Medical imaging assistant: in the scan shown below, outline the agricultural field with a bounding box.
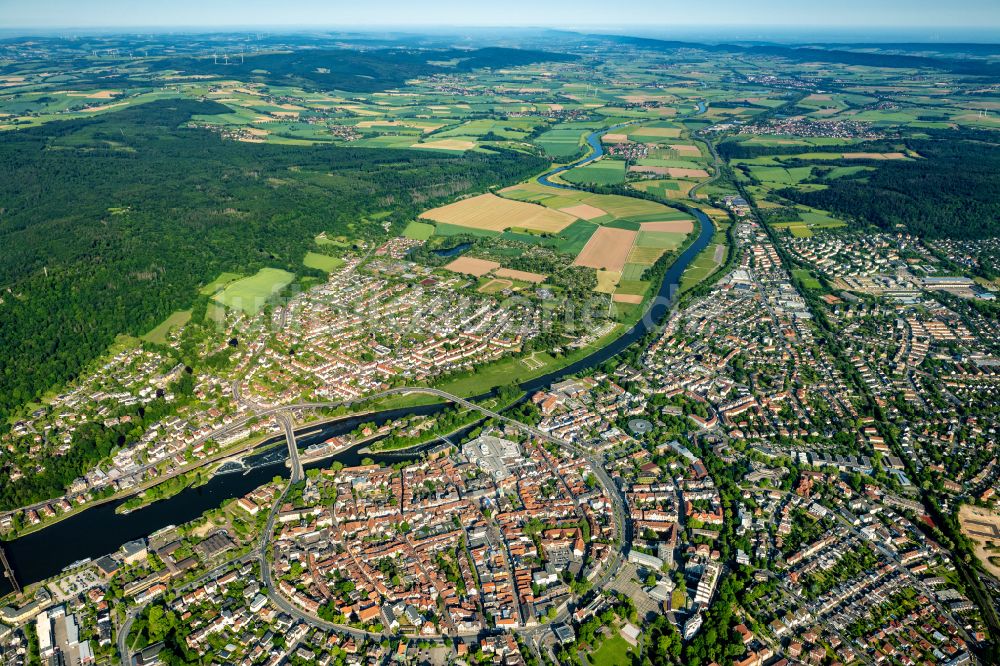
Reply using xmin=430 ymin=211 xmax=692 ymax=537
xmin=563 ymin=159 xmax=626 ymax=185
xmin=419 ymin=194 xmax=576 ymax=233
xmin=630 ymin=178 xmax=696 ymax=200
xmin=573 ymin=227 xmax=637 ymax=272
xmin=442 ymin=256 xmax=502 ymax=277
xmin=536 ymin=124 xmax=592 ymax=157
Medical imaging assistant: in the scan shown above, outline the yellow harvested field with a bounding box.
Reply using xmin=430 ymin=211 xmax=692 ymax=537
xmin=596 ymin=270 xmax=621 ymax=294
xmin=495 ymin=268 xmax=547 ymax=284
xmin=668 ymin=144 xmax=702 ymax=155
xmin=613 ymin=293 xmax=644 ymax=304
xmin=420 ymin=194 xmax=576 ymax=233
xmin=621 ymin=94 xmax=674 ymax=104
xmin=66 ymin=89 xmax=119 ymax=99
xmin=696 ymin=205 xmax=730 ymax=220
xmin=573 ymin=227 xmax=637 ymax=272
xmin=602 ymin=133 xmax=630 ymax=143
xmin=411 ymin=139 xmax=476 ymax=151
xmin=357 ymin=120 xmax=444 ymax=133
xmin=842 ymin=152 xmax=908 ymax=160
xmin=559 ymin=203 xmax=607 ymax=220
xmin=627 ymin=246 xmax=666 ymax=264
xmin=443 ymin=257 xmax=501 ymax=277
xmin=640 ymin=220 xmax=694 ymax=233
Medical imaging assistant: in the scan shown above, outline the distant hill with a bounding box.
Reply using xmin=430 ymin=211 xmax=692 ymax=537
xmin=145 ymin=47 xmax=577 ymax=92
xmin=589 ymin=33 xmax=1000 ymax=78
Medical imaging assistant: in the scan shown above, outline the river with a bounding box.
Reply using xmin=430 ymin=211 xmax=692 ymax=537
xmin=0 ymin=123 xmax=716 ymax=597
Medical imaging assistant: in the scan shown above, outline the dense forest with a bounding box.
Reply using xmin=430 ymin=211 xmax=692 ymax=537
xmin=776 ymin=135 xmax=1000 ymax=239
xmin=144 ymin=47 xmax=576 ymax=92
xmin=0 ymin=99 xmax=547 ymax=422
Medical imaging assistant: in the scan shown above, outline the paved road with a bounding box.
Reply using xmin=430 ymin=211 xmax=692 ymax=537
xmin=277 ymin=414 xmax=303 ymax=483
xmin=117 ymin=609 xmax=138 ymax=666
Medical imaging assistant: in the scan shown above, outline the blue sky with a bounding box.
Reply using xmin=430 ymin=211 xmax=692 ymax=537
xmin=2 ymin=0 xmax=998 ymax=30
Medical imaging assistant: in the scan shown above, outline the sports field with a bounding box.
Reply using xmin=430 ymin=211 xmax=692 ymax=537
xmin=573 ymin=227 xmax=637 ymax=272
xmin=212 ymin=268 xmax=295 ymax=314
xmin=420 ymin=194 xmax=576 ymax=233
xmin=478 ymin=278 xmax=513 ymax=293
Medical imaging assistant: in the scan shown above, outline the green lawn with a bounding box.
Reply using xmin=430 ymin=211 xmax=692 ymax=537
xmin=793 ymin=268 xmax=822 ymax=290
xmin=303 ymin=252 xmax=345 ymax=273
xmin=212 ymin=268 xmax=295 ymax=314
xmin=142 ymin=310 xmax=191 ymax=344
xmin=589 ymin=634 xmax=635 ymax=666
xmin=199 ymin=272 xmax=242 ymax=296
xmin=402 ymin=221 xmax=435 ymax=240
